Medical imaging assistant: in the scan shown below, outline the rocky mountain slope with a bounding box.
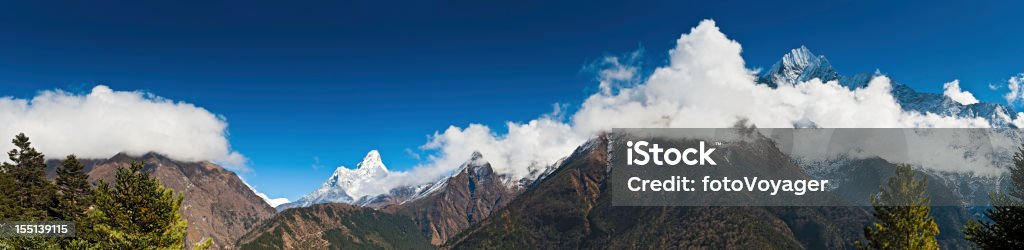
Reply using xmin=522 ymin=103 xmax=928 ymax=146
xmin=445 ymin=129 xmax=983 ymax=248
xmin=237 ymin=203 xmax=430 ymax=249
xmin=48 ymin=152 xmax=276 ymax=249
xmin=256 ymin=151 xmax=523 ymax=247
xmin=385 ymin=152 xmax=518 ymax=245
xmin=446 ymin=135 xmax=874 ymax=249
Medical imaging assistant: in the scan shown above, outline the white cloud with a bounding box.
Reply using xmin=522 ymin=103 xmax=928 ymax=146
xmin=241 ymin=178 xmax=290 ymax=207
xmin=1005 ymin=74 xmax=1024 ymax=105
xmin=595 ymin=51 xmax=642 ymax=95
xmin=355 ymin=118 xmax=586 ymax=197
xmin=572 ymin=20 xmax=988 ymax=131
xmin=942 ymin=80 xmax=980 ymax=105
xmin=419 ymin=118 xmax=583 ymax=180
xmin=0 ymin=85 xmax=249 ymax=171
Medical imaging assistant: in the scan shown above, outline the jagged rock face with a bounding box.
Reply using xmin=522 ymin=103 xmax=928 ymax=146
xmin=760 ymin=46 xmax=840 ymax=87
xmin=82 ymin=153 xmax=276 ymax=249
xmin=236 ymin=203 xmax=430 ymax=249
xmin=388 ymin=152 xmax=518 ymax=245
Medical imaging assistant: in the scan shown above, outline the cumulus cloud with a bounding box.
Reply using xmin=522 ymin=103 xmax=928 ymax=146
xmin=0 ymin=85 xmax=248 ymax=171
xmin=783 ymin=128 xmax=1011 ymax=177
xmin=942 ymin=80 xmax=979 ymax=105
xmin=592 ymin=50 xmax=643 ymax=95
xmin=572 ymin=20 xmax=987 ymax=131
xmin=1004 ymin=74 xmax=1024 ymax=105
xmin=352 ymin=118 xmax=586 ymax=197
xmin=339 ymin=19 xmax=997 ymax=199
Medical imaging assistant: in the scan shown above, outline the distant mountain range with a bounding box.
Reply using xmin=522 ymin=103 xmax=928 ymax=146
xmin=278 ymin=148 xmax=554 ymax=213
xmin=759 ymin=46 xmax=1018 ymax=127
xmin=270 ymin=150 xmax=526 ymax=246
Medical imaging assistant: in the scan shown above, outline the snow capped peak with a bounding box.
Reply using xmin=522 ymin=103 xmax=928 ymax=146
xmin=364 ymin=149 xmax=381 ymax=161
xmin=762 ymin=46 xmax=839 ymax=86
xmin=329 ymin=165 xmax=348 ymax=176
xmin=782 ymin=45 xmax=815 ymax=67
xmin=278 ymin=150 xmax=392 ymax=210
xmin=784 ymin=46 xmax=814 ymax=66
xmin=356 ymin=150 xmax=388 ymax=172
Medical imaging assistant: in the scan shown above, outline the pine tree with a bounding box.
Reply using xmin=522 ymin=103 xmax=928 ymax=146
xmin=55 ymin=154 xmax=93 ymax=221
xmin=0 ymin=171 xmax=20 ymax=219
xmin=0 ymin=134 xmax=61 ymax=249
xmin=964 ymin=146 xmax=1024 ymax=248
xmin=77 ymin=160 xmax=187 ymax=249
xmin=856 ymin=164 xmax=940 ymax=250
xmin=1 ymin=133 xmax=57 ymax=220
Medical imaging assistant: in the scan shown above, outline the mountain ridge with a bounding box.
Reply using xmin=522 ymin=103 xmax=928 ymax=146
xmin=46 ymin=151 xmax=276 ymax=249
xmin=237 ymin=203 xmax=430 ymax=249
xmin=447 ymin=134 xmax=875 ymax=248
xmin=385 ymin=151 xmax=519 ymax=245
xmin=758 ymin=46 xmax=1018 ymax=127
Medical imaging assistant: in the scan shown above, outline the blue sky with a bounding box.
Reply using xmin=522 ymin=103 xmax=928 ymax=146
xmin=1 ymin=0 xmax=1022 ymax=200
